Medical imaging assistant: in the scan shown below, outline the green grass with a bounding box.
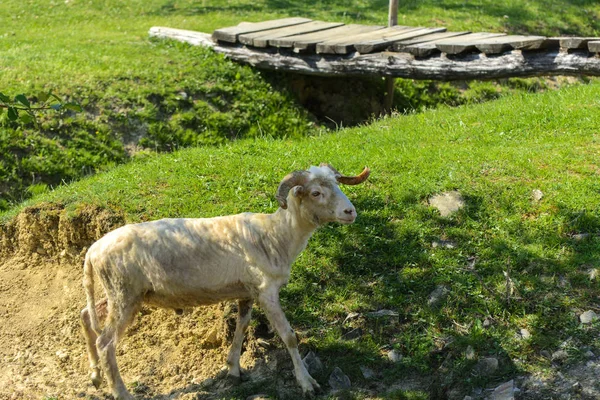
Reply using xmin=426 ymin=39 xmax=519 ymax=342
xmin=2 ymin=0 xmax=599 ymax=208
xmin=5 ymin=81 xmax=600 ymax=395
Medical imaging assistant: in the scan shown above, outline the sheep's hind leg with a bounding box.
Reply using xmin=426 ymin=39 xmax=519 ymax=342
xmin=225 ymin=299 xmax=253 ymax=383
xmin=96 ymin=298 xmax=140 ymax=400
xmin=80 ymin=298 xmax=108 ymax=389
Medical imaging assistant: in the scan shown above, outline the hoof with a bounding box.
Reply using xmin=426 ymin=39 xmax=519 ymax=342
xmin=90 ymin=370 xmax=102 ymax=389
xmin=226 ymin=373 xmax=242 ymax=385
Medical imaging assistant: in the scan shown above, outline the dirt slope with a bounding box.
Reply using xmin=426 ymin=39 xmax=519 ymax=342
xmin=0 ymin=204 xmax=263 ymax=400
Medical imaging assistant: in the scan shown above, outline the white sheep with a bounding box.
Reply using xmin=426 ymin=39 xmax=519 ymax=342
xmin=80 ymin=163 xmax=370 ymax=399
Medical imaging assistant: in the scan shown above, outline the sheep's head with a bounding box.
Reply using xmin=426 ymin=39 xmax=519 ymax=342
xmin=276 ymin=164 xmax=370 ymax=225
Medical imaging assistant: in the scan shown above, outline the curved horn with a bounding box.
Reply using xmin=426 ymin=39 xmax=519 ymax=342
xmin=321 ymin=164 xmax=370 ymax=185
xmin=275 ymin=170 xmax=310 ymax=209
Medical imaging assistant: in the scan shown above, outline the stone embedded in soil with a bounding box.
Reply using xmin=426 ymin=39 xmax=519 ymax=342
xmin=491 ymin=380 xmax=515 ymax=400
xmin=519 ymin=328 xmax=532 ymax=340
xmin=428 ymin=285 xmax=450 ymax=307
xmin=580 ymin=310 xmax=598 ymax=324
xmin=571 ymin=233 xmax=590 ymax=241
xmin=465 ymin=345 xmax=476 ymax=360
xmin=388 ymin=350 xmax=403 ymax=363
xmin=552 ymin=350 xmax=569 ymax=362
xmin=246 ymin=395 xmax=270 ymax=400
xmin=432 ymin=239 xmax=457 ymax=249
xmin=342 ymin=327 xmax=363 ymax=341
xmin=55 ymin=349 xmax=69 ymax=362
xmin=585 ymin=350 xmax=596 ymax=359
xmin=329 ymin=367 xmax=351 ymax=391
xmin=540 ymin=350 xmax=552 ymax=359
xmin=366 ymin=309 xmax=399 ymax=318
xmin=474 ymin=357 xmax=499 ymax=376
xmin=343 ymin=312 xmax=361 ymax=324
xmin=428 ymin=191 xmax=465 ymax=217
xmin=360 ymin=365 xmax=375 ymax=379
xmin=303 ymin=351 xmax=324 ymax=376
xmin=256 ymin=338 xmax=272 ymax=349
xmin=532 ymin=189 xmax=544 ymax=202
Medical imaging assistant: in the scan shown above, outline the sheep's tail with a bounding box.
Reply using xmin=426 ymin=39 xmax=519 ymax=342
xmin=83 ymin=254 xmax=101 ymax=335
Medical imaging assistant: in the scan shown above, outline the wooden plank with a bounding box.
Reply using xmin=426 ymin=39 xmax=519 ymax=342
xmin=238 ymin=21 xmax=344 ymax=47
xmin=269 ymin=24 xmax=373 ymax=48
xmin=315 ymin=25 xmax=421 ymax=54
xmin=552 ymin=37 xmax=600 ymax=50
xmin=354 ymin=27 xmax=448 ymax=54
xmin=274 ymin=24 xmax=386 ymax=52
xmin=405 ymin=32 xmax=503 ymax=57
xmin=212 ymin=17 xmax=312 ymax=43
xmin=393 ymin=31 xmax=470 ymax=51
xmin=473 ymin=35 xmax=547 ymax=54
xmin=150 ymin=26 xmax=600 ymax=80
xmin=589 ymin=41 xmax=600 ymax=53
xmin=435 ymin=32 xmax=507 ymax=54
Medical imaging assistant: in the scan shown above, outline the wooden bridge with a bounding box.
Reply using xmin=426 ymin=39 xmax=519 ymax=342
xmin=149 ymin=17 xmax=600 ymax=81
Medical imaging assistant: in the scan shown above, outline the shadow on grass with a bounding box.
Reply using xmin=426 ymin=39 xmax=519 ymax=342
xmin=282 ymin=192 xmax=600 ymax=397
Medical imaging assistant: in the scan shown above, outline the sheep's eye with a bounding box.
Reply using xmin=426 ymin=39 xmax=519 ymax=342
xmin=311 ymin=191 xmax=321 ymax=197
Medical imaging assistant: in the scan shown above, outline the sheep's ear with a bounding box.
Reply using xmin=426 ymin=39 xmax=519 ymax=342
xmin=292 ymin=185 xmax=305 ymax=198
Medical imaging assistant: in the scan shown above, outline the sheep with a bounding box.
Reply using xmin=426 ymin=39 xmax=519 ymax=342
xmin=80 ymin=163 xmax=370 ymax=400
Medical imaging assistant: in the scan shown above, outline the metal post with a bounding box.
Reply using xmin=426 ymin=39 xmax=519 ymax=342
xmin=384 ymin=0 xmax=399 ymax=114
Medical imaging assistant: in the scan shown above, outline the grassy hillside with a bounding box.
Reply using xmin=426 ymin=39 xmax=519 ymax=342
xmin=4 ymin=81 xmax=600 ymax=397
xmin=2 ymin=0 xmax=599 ymax=209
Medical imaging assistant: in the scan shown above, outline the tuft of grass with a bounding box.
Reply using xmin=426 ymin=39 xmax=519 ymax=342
xmin=5 ymin=81 xmax=600 ymax=393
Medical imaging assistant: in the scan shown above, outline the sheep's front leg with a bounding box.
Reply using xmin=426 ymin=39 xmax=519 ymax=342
xmin=226 ymin=299 xmax=253 ymax=382
xmin=258 ymin=287 xmax=320 ymax=397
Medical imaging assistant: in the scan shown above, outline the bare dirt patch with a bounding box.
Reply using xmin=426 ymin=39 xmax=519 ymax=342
xmin=0 ymin=204 xmax=272 ymax=400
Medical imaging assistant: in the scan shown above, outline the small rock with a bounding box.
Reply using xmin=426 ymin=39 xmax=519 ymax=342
xmin=366 ymin=309 xmax=399 ymax=318
xmin=200 ymin=328 xmax=221 ymax=348
xmin=540 ymin=350 xmax=552 ymax=359
xmin=55 ymin=349 xmax=69 ymax=361
xmin=256 ymin=338 xmax=272 ymax=349
xmin=491 ymin=380 xmax=515 ymax=400
xmin=519 ymin=329 xmax=532 ymax=340
xmin=428 ymin=191 xmax=465 ymax=217
xmin=342 ymin=327 xmax=362 ymax=341
xmin=246 ymin=395 xmax=270 ymax=400
xmin=465 ymin=345 xmax=476 ymax=360
xmin=572 ymin=233 xmax=590 ymax=241
xmin=428 ymin=285 xmax=450 ymax=307
xmin=303 ymin=351 xmax=324 ymax=376
xmin=483 ymin=318 xmax=492 ymax=328
xmin=342 ymin=312 xmax=361 ymax=324
xmin=474 ymin=357 xmax=498 ymax=376
xmin=558 ymin=275 xmax=570 ymax=288
xmin=584 ymin=350 xmax=596 ymax=359
xmin=359 ymin=365 xmax=375 ymax=379
xmin=329 ymin=367 xmax=351 ymax=391
xmin=552 ymin=350 xmax=569 ymax=362
xmin=532 ymin=189 xmax=544 ymax=202
xmin=463 ymin=396 xmax=473 ymax=400
xmin=177 ymin=91 xmax=189 ymax=100
xmin=387 ymin=349 xmax=403 ymax=363
xmin=36 ymin=247 xmax=47 ymax=255
xmin=200 ymin=378 xmax=215 ymax=387
xmin=432 ymin=240 xmax=457 ymax=249
xmin=580 ymin=310 xmax=598 ymax=324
